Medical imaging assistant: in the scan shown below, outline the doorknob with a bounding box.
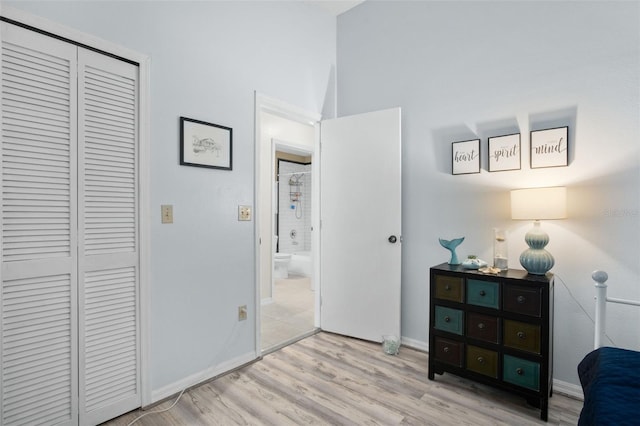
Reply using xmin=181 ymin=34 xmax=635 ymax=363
xmin=388 ymin=235 xmax=397 ymax=243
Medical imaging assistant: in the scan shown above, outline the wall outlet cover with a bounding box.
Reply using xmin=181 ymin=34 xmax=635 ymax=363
xmin=238 ymin=205 xmax=252 ymax=221
xmin=161 ymin=205 xmax=173 ymax=224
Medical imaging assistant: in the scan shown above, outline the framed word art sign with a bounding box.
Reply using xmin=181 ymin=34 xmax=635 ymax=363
xmin=452 ymin=139 xmax=480 ymax=175
xmin=488 ymin=133 xmax=521 ymax=172
xmin=530 ymin=126 xmax=568 ymax=169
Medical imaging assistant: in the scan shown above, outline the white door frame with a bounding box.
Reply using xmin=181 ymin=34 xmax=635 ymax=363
xmin=0 ymin=5 xmax=152 ymax=408
xmin=254 ymin=93 xmax=321 ymax=355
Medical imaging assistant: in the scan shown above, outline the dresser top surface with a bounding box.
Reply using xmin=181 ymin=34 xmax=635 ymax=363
xmin=431 ymin=263 xmax=553 ymax=283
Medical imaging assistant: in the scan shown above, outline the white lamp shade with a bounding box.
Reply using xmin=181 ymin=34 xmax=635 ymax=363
xmin=511 ymin=187 xmax=567 ymax=220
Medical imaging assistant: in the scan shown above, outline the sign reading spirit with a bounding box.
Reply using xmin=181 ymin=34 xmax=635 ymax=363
xmin=488 ymin=133 xmax=521 ymax=172
xmin=530 ymin=126 xmax=568 ymax=168
xmin=452 ymin=139 xmax=480 ymax=175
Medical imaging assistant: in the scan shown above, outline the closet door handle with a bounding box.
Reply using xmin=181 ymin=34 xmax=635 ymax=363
xmin=388 ymin=235 xmax=397 ymax=244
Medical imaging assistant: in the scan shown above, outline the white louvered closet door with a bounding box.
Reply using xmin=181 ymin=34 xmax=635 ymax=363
xmin=77 ymin=49 xmax=140 ymax=425
xmin=1 ymin=22 xmax=141 ymax=426
xmin=1 ymin=23 xmax=79 ymax=426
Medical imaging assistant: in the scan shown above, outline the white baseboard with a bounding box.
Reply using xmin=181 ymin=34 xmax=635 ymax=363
xmin=401 ymin=336 xmax=428 ymax=352
xmin=552 ymin=378 xmax=584 ymax=400
xmin=150 ymin=351 xmax=257 ymax=405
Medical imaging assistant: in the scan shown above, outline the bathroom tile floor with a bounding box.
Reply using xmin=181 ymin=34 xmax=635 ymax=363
xmin=261 ymin=276 xmax=315 ymax=351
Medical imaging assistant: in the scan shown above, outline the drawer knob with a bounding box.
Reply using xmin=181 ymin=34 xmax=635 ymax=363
xmin=517 ymin=295 xmax=526 ymax=304
xmin=516 ymin=367 xmax=524 ymax=375
xmin=443 ymin=346 xmax=450 ymax=353
xmin=517 ymin=331 xmax=526 ymax=339
xmin=444 ymin=316 xmax=451 ymax=323
xmin=479 ymin=290 xmax=486 ymax=296
xmin=477 ymin=322 xmax=485 ymax=330
xmin=445 ymin=284 xmax=451 ymax=291
xmin=477 ymin=356 xmax=485 ymax=364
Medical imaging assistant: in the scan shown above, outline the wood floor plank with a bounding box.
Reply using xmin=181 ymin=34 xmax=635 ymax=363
xmin=101 ymin=332 xmax=582 ymax=425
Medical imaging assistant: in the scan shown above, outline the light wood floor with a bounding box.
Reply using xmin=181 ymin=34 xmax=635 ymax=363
xmin=103 ymin=332 xmax=582 ymax=425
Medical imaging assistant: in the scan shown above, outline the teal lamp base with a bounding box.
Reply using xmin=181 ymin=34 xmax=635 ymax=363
xmin=519 ymin=221 xmax=555 ymax=275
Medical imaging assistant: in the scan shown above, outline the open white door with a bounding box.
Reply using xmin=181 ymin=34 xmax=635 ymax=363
xmin=320 ymin=108 xmax=401 ymax=342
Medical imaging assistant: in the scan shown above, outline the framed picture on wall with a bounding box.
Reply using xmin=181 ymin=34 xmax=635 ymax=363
xmin=180 ymin=116 xmax=233 ymax=170
xmin=488 ymin=133 xmax=521 ymax=172
xmin=452 ymin=139 xmax=480 ymax=175
xmin=530 ymin=126 xmax=568 ymax=169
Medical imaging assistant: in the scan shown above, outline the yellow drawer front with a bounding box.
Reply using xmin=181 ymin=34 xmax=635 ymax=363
xmin=466 ymin=345 xmax=498 ymax=378
xmin=503 ymin=320 xmax=541 ymax=354
xmin=434 ymin=275 xmax=464 ymax=302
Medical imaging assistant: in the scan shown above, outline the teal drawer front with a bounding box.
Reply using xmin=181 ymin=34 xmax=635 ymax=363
xmin=434 ymin=306 xmax=464 ymax=335
xmin=503 ymin=355 xmax=540 ymax=391
xmin=467 ymin=279 xmax=499 ymax=309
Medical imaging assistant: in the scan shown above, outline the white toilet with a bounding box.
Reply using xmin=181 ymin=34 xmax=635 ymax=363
xmin=273 ymin=236 xmax=292 ymax=279
xmin=274 ymin=252 xmax=292 ymax=279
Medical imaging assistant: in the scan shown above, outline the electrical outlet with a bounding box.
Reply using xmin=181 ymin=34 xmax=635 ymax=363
xmin=238 ymin=205 xmax=251 ymax=221
xmin=238 ymin=305 xmax=247 ymax=321
xmin=161 ymin=205 xmax=173 ymax=224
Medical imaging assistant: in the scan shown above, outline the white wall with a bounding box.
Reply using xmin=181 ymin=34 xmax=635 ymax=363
xmin=337 ymin=0 xmax=640 ymax=387
xmin=4 ymin=0 xmax=336 ymax=399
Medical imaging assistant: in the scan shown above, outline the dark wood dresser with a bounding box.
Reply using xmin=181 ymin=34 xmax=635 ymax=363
xmin=428 ymin=263 xmax=554 ymax=421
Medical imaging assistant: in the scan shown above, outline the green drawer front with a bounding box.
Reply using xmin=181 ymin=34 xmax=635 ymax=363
xmin=503 ymin=355 xmax=540 ymax=391
xmin=503 ymin=320 xmax=541 ymax=354
xmin=434 ymin=275 xmax=464 ymax=302
xmin=466 ymin=345 xmax=498 ymax=378
xmin=434 ymin=306 xmax=464 ymax=335
xmin=467 ymin=279 xmax=499 ymax=309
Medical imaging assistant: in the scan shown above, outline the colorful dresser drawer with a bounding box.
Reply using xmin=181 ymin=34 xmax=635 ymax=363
xmin=434 ymin=337 xmax=463 ymax=367
xmin=466 ymin=345 xmax=498 ymax=378
xmin=466 ymin=279 xmax=499 ymax=309
xmin=434 ymin=306 xmax=464 ymax=335
xmin=503 ymin=285 xmax=542 ymax=317
xmin=504 ymin=320 xmax=541 ymax=354
xmin=503 ymin=355 xmax=540 ymax=391
xmin=434 ymin=275 xmax=464 ymax=302
xmin=467 ymin=312 xmax=499 ymax=343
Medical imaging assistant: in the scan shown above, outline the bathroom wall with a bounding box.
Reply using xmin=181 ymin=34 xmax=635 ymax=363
xmin=278 ymin=160 xmax=312 ymax=253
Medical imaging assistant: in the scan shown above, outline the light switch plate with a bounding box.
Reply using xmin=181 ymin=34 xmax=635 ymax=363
xmin=238 ymin=205 xmax=252 ymax=221
xmin=161 ymin=205 xmax=173 ymax=224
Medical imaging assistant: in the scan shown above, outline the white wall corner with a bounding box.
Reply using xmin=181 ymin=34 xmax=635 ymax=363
xmin=401 ymin=336 xmax=429 ymax=352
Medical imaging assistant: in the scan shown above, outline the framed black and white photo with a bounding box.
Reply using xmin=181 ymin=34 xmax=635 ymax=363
xmin=452 ymin=139 xmax=480 ymax=175
xmin=488 ymin=133 xmax=521 ymax=172
xmin=180 ymin=117 xmax=232 ymax=170
xmin=530 ymin=126 xmax=568 ymax=169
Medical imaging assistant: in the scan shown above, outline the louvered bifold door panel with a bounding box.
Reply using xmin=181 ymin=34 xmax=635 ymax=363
xmin=1 ymin=23 xmax=78 ymax=426
xmin=77 ymin=48 xmax=140 ymax=426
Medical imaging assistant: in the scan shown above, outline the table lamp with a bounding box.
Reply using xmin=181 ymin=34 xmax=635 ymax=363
xmin=511 ymin=187 xmax=567 ymax=275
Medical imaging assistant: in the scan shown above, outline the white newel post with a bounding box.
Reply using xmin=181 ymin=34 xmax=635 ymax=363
xmin=592 ymin=270 xmax=609 ymax=349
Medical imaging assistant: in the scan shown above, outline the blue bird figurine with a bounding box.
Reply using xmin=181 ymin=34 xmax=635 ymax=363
xmin=439 ymin=237 xmax=465 ymax=265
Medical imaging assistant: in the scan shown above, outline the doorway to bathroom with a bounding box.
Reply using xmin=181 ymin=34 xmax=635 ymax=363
xmin=262 ymin=150 xmax=316 ymax=351
xmin=255 ymin=95 xmax=321 ymax=354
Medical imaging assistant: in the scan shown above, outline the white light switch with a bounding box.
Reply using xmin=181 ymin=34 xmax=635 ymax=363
xmin=161 ymin=205 xmax=173 ymax=224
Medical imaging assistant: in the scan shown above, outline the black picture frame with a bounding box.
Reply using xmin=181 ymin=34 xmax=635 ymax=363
xmin=530 ymin=126 xmax=568 ymax=169
xmin=180 ymin=116 xmax=233 ymax=170
xmin=488 ymin=133 xmax=521 ymax=172
xmin=452 ymin=139 xmax=480 ymax=175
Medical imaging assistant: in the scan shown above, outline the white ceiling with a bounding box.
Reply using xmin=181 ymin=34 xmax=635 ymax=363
xmin=305 ymin=0 xmax=364 ymax=16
